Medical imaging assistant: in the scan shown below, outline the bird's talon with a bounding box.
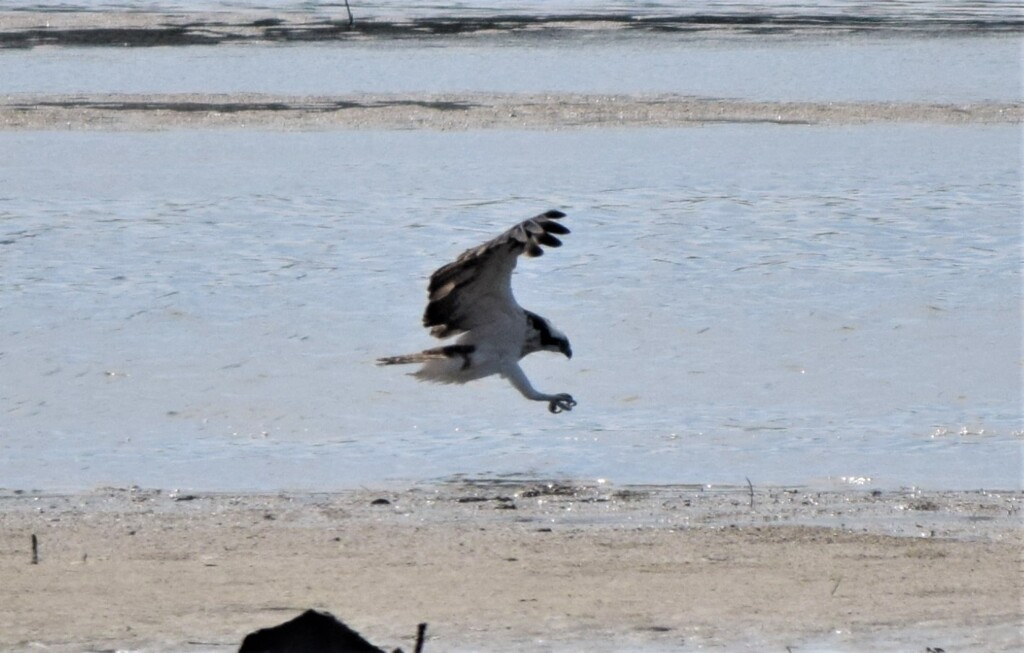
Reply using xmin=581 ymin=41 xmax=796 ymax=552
xmin=548 ymin=395 xmax=576 ymax=414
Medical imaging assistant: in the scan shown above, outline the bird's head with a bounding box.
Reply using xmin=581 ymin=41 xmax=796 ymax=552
xmin=525 ymin=311 xmax=572 ymax=360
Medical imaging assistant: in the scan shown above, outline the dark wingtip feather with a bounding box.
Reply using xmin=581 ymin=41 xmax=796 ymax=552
xmin=526 ymin=243 xmax=544 ymax=257
xmin=536 ymin=233 xmax=562 ymax=248
xmin=543 ymin=209 xmax=567 ymax=219
xmin=543 ymin=221 xmax=570 ymax=235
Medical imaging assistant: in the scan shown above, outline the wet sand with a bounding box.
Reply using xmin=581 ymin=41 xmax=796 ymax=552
xmin=3 ymin=9 xmax=1018 ymax=48
xmin=1 ymin=483 xmax=1020 ymax=652
xmin=2 ymin=92 xmax=1021 ymax=130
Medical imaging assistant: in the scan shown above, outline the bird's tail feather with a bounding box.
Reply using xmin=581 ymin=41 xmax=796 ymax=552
xmin=376 ymin=352 xmax=441 ymax=366
xmin=376 ymin=345 xmax=475 ymax=366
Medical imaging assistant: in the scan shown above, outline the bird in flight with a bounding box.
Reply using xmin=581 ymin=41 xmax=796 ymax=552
xmin=377 ymin=210 xmax=576 ymax=413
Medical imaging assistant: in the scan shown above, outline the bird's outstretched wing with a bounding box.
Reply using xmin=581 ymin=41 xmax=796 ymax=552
xmin=423 ymin=210 xmax=569 ymax=339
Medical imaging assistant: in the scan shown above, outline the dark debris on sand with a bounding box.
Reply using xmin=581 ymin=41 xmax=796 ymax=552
xmin=239 ymin=609 xmax=427 ymax=653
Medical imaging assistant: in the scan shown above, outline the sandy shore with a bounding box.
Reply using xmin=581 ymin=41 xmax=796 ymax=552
xmin=2 ymin=92 xmax=1021 ymax=131
xmin=1 ymin=483 xmax=1020 ymax=652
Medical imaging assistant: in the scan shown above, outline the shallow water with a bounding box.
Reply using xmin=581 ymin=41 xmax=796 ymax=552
xmin=4 ymin=0 xmax=1021 ymax=102
xmin=4 ymin=34 xmax=1020 ymax=103
xmin=1 ymin=125 xmax=1019 ymax=492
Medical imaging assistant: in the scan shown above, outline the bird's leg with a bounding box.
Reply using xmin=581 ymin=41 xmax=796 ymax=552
xmin=503 ymin=363 xmax=576 ymax=413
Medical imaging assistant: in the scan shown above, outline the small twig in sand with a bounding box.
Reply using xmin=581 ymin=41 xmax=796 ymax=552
xmin=746 ymin=477 xmax=755 ymax=510
xmin=414 ymin=622 xmax=428 ymax=653
xmin=831 ymin=576 xmax=842 ymax=596
xmin=31 ymin=534 xmax=38 ymax=564
xmin=344 ymin=0 xmax=354 ymax=28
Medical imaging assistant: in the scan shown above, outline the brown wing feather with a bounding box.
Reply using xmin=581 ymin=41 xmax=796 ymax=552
xmin=423 ymin=210 xmax=569 ymax=339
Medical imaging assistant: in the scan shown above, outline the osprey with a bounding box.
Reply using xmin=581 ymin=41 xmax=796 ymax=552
xmin=377 ymin=210 xmax=576 ymax=413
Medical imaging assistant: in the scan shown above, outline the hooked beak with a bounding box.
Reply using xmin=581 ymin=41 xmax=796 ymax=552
xmin=562 ymin=343 xmax=573 ymax=360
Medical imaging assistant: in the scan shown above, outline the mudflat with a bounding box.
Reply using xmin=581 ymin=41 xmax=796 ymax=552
xmin=1 ymin=483 xmax=1020 ymax=652
xmin=2 ymin=92 xmax=1021 ymax=131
